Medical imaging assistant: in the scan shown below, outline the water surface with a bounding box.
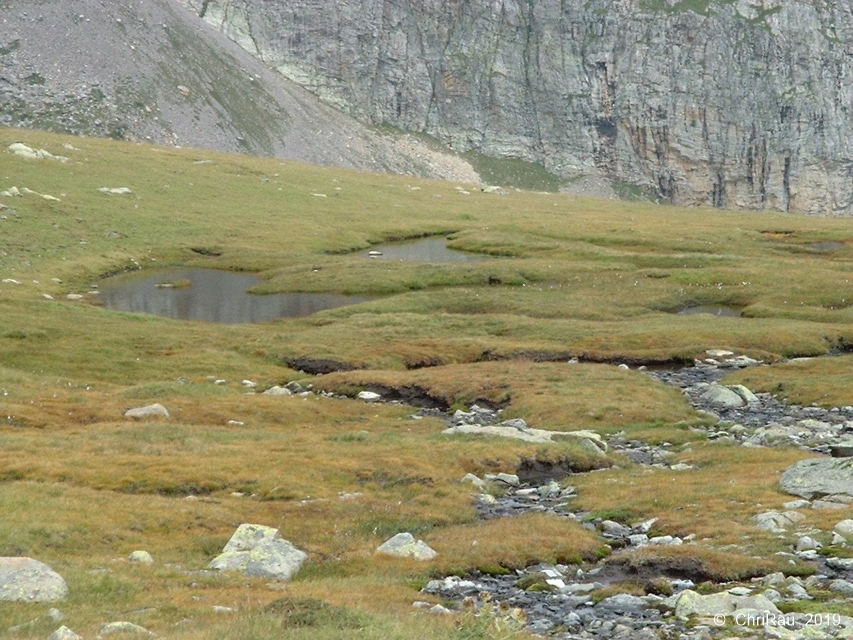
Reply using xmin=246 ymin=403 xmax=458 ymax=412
xmin=99 ymin=269 xmax=370 ymax=324
xmin=361 ymin=237 xmax=486 ymax=262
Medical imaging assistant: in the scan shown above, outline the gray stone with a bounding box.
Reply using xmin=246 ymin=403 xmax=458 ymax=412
xmin=48 ymin=627 xmax=81 ymax=640
xmin=829 ymin=579 xmax=853 ymax=596
xmin=783 ymin=500 xmax=811 ymax=510
xmin=826 ymin=557 xmax=853 ymax=571
xmin=600 ymin=520 xmax=632 ymax=538
xmin=99 ymin=621 xmax=154 ymax=635
xmin=443 ymin=424 xmax=606 ymax=450
xmin=357 ymin=391 xmax=381 ymax=402
xmin=209 ymin=523 xmax=307 ymax=581
xmin=484 ymin=473 xmax=519 ymax=487
xmin=263 ymin=385 xmax=292 ymax=395
xmin=128 ymin=550 xmax=154 ymax=564
xmin=674 ymin=589 xmax=781 ymax=619
xmin=780 ymin=458 xmax=853 ymax=499
xmin=834 ymin=519 xmax=853 ymax=539
xmin=752 ymin=510 xmax=806 ymax=532
xmin=499 ymin=418 xmax=528 ymax=431
xmin=124 ymin=403 xmax=169 ymax=419
xmin=47 ymin=608 xmax=65 ymax=622
xmin=460 ymin=473 xmax=486 ymax=489
xmin=787 ymin=583 xmax=811 ymax=599
xmin=98 ymin=187 xmax=133 ymax=195
xmin=795 ymin=536 xmax=820 ymax=552
xmin=375 ymin=533 xmax=437 ymax=561
xmin=0 ymin=557 xmax=67 ymax=602
xmin=729 ymin=385 xmax=759 ymax=404
xmin=595 ymin=593 xmax=648 ymax=612
xmin=698 ymin=385 xmax=745 ymax=408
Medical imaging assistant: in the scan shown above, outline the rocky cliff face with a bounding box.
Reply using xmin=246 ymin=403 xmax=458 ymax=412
xmin=185 ymin=0 xmax=853 ymax=215
xmin=0 ymin=0 xmax=477 ymax=182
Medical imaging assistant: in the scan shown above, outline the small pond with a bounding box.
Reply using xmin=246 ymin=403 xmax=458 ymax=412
xmin=808 ymin=241 xmax=846 ymax=251
xmin=99 ymin=269 xmax=370 ymax=324
xmin=676 ymin=305 xmax=742 ymax=318
xmin=361 ymin=237 xmax=486 ymax=262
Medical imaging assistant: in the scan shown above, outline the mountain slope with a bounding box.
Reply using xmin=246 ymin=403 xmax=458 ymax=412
xmin=182 ymin=0 xmax=853 ymax=215
xmin=0 ymin=0 xmax=477 ymax=182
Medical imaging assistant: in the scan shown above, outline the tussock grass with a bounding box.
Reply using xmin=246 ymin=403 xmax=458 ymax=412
xmin=2 ymin=126 xmax=853 ymax=634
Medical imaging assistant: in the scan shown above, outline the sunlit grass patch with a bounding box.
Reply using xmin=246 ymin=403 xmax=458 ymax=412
xmin=427 ymin=513 xmax=607 ymax=574
xmin=572 ymin=443 xmax=816 ymax=547
xmin=724 ymin=355 xmax=853 ymax=407
xmin=314 ymin=361 xmax=704 ymax=434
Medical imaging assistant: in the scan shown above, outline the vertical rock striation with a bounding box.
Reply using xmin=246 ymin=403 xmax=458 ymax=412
xmin=185 ymin=0 xmax=853 ymax=215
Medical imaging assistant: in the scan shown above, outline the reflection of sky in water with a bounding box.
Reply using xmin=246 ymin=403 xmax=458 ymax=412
xmin=99 ymin=269 xmax=370 ymax=324
xmin=361 ymin=237 xmax=485 ymax=262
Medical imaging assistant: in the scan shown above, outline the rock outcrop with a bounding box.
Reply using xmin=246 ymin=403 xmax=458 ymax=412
xmin=0 ymin=0 xmax=477 ymax=182
xmin=185 ymin=0 xmax=853 ymax=215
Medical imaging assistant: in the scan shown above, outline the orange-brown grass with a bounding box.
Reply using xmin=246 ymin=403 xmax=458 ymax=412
xmin=314 ymin=361 xmax=706 ymax=435
xmin=572 ymin=442 xmax=821 ymax=549
xmin=724 ymin=355 xmax=853 ymax=408
xmin=425 ymin=513 xmax=607 ymax=574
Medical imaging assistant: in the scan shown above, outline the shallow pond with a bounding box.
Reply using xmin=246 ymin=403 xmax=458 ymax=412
xmin=676 ymin=305 xmax=742 ymax=318
xmin=99 ymin=269 xmax=370 ymax=324
xmin=361 ymin=237 xmax=486 ymax=262
xmin=808 ymin=241 xmax=845 ymax=251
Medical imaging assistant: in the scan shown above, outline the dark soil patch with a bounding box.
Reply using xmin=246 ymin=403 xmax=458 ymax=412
xmin=283 ymin=357 xmax=361 ymax=375
xmin=515 ymin=456 xmax=609 ymax=484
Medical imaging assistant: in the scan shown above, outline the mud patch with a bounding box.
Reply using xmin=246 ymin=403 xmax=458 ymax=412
xmin=283 ymin=357 xmax=361 ymax=375
xmin=515 ymin=456 xmax=608 ymax=484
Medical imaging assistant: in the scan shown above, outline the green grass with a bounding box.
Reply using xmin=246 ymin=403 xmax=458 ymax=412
xmin=2 ymin=126 xmax=853 ymax=634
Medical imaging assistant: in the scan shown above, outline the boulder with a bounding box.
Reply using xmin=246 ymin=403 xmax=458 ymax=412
xmin=262 ymin=385 xmax=292 ymax=396
xmin=674 ymin=589 xmax=781 ymax=619
xmin=124 ymin=403 xmax=169 ymax=419
xmin=48 ymin=627 xmax=81 ymax=640
xmin=834 ymin=519 xmax=853 ymax=539
xmin=375 ymin=533 xmax=437 ymax=561
xmin=357 ymin=391 xmax=381 ymax=402
xmin=699 ymin=385 xmax=745 ymax=408
xmin=0 ymin=557 xmax=67 ymax=602
xmin=780 ymin=458 xmax=853 ymax=499
xmin=128 ymin=550 xmax=154 ymax=564
xmin=752 ymin=510 xmax=806 ymax=533
xmin=209 ymin=524 xmax=307 ymax=581
xmin=99 ymin=621 xmax=154 ymax=636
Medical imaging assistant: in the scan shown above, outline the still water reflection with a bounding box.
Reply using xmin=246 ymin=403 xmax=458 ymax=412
xmin=99 ymin=269 xmax=370 ymax=324
xmin=361 ymin=237 xmax=486 ymax=262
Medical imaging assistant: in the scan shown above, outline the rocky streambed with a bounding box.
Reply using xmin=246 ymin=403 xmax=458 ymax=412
xmin=412 ymin=351 xmax=853 ymax=639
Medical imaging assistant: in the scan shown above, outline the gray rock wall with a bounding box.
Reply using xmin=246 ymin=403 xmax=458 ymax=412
xmin=185 ymin=0 xmax=853 ymax=215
